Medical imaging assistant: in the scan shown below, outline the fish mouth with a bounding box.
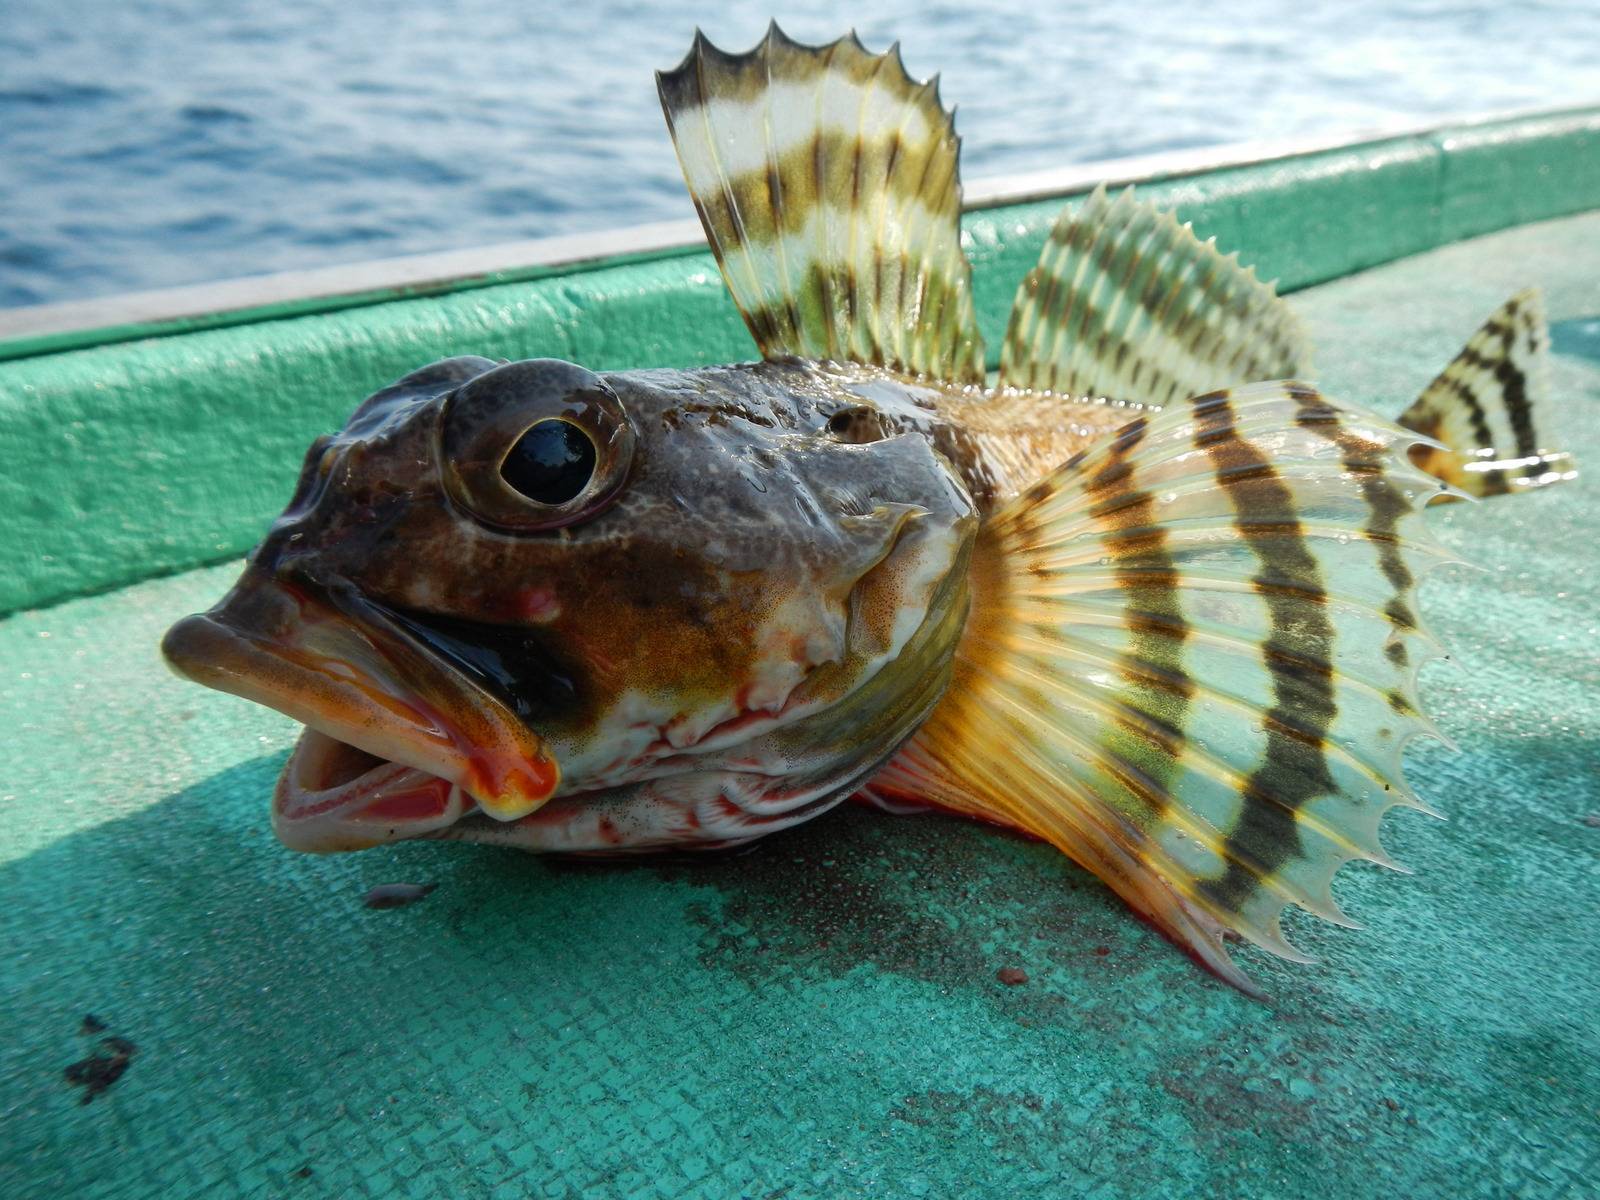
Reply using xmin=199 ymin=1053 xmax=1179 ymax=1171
xmin=161 ymin=570 xmax=560 ymax=852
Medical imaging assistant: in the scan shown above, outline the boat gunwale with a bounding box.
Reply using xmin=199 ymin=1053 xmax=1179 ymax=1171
xmin=2 ymin=101 xmax=1596 ymax=362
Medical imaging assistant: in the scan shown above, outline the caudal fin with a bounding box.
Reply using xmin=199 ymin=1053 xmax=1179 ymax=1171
xmin=872 ymin=382 xmax=1454 ymax=994
xmin=1400 ymin=288 xmax=1577 ymax=497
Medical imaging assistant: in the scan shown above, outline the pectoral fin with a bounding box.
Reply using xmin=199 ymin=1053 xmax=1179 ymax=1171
xmin=873 ymin=382 xmax=1455 ymax=992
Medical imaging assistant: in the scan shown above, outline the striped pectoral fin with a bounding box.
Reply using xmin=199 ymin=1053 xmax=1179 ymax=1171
xmin=874 ymin=381 xmax=1456 ymax=992
xmin=656 ymin=24 xmax=985 ymax=384
xmin=997 ymin=185 xmax=1314 ymax=406
xmin=1401 ymin=287 xmax=1577 ymax=497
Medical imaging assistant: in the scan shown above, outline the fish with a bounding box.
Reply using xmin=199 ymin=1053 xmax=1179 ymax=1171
xmin=161 ymin=25 xmax=1576 ymax=992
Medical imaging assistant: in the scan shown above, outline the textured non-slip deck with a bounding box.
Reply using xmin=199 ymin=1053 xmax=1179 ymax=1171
xmin=3 ymin=213 xmax=1598 ymax=1199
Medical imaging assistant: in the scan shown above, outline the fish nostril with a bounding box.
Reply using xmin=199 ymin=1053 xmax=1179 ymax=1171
xmin=827 ymin=406 xmax=889 ymax=445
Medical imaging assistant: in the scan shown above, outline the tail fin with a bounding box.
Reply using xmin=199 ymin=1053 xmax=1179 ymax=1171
xmin=872 ymin=382 xmax=1453 ymax=994
xmin=1400 ymin=288 xmax=1577 ymax=496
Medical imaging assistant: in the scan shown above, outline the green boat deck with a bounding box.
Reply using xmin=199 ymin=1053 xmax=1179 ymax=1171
xmin=3 ymin=124 xmax=1599 ymax=1197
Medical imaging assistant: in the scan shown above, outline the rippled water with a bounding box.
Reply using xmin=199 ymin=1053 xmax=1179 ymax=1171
xmin=4 ymin=0 xmax=1597 ymax=309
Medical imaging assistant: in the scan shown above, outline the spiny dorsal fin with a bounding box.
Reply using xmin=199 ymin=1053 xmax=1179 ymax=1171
xmin=998 ymin=185 xmax=1313 ymax=404
xmin=657 ymin=24 xmax=985 ymax=383
xmin=1400 ymin=287 xmax=1576 ymax=496
xmin=872 ymin=382 xmax=1456 ymax=993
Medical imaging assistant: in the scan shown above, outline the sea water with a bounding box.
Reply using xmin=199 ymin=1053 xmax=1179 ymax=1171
xmin=3 ymin=0 xmax=1597 ymax=309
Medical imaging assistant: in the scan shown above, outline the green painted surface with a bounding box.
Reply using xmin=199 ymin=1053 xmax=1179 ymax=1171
xmin=0 ymin=241 xmax=709 ymax=367
xmin=1 ymin=109 xmax=1597 ymax=616
xmin=3 ymin=212 xmax=1598 ymax=1200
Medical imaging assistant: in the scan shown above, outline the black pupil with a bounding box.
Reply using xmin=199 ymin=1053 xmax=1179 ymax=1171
xmin=501 ymin=419 xmax=596 ymax=505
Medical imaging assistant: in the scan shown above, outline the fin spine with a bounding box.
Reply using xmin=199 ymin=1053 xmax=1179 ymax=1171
xmin=999 ymin=187 xmax=1313 ymax=405
xmin=658 ymin=25 xmax=984 ymax=382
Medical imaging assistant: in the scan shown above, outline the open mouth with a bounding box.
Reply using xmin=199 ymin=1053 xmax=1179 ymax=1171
xmin=161 ymin=570 xmax=559 ymax=852
xmin=272 ymin=728 xmax=474 ymax=851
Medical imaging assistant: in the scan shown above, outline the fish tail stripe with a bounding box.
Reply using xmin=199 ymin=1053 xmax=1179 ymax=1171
xmin=998 ymin=186 xmax=1314 ymax=404
xmin=873 ymin=381 xmax=1451 ymax=987
xmin=1399 ymin=287 xmax=1577 ymax=497
xmin=658 ymin=25 xmax=985 ymax=382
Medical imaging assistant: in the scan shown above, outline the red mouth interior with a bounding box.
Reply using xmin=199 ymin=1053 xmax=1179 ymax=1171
xmin=276 ymin=728 xmax=468 ymax=829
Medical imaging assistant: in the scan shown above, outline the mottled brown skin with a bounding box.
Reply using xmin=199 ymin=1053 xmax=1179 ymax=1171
xmin=254 ymin=357 xmax=971 ymax=740
xmin=170 ymin=354 xmax=1065 ymax=852
xmin=165 ymin=340 xmax=1161 ymax=854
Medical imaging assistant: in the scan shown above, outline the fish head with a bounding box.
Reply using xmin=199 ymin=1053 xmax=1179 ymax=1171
xmin=162 ymin=357 xmax=977 ymax=853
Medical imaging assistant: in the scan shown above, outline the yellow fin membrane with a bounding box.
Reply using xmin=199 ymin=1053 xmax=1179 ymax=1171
xmin=873 ymin=382 xmax=1455 ymax=993
xmin=657 ymin=24 xmax=985 ymax=384
xmin=1400 ymin=287 xmax=1577 ymax=496
xmin=998 ymin=185 xmax=1313 ymax=405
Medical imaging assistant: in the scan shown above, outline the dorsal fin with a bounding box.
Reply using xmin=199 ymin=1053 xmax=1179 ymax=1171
xmin=1400 ymin=287 xmax=1577 ymax=496
xmin=998 ymin=185 xmax=1313 ymax=403
xmin=657 ymin=24 xmax=985 ymax=383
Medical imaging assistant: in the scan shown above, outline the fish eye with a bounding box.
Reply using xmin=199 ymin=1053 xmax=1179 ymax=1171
xmin=439 ymin=359 xmax=635 ymax=532
xmin=501 ymin=419 xmax=597 ymax=505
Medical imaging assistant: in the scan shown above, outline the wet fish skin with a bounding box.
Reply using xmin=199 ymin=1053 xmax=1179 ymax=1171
xmin=161 ymin=25 xmax=1575 ymax=991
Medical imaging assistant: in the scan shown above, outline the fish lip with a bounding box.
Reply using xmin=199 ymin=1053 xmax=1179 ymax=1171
xmin=161 ymin=569 xmax=560 ymax=850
